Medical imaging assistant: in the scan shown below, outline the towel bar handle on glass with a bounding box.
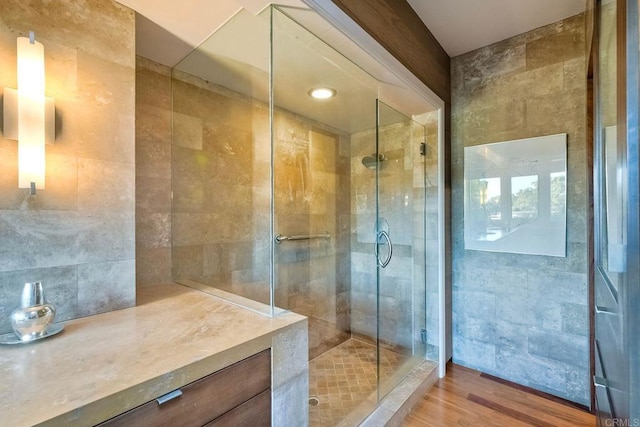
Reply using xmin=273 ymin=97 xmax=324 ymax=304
xmin=274 ymin=232 xmax=331 ymax=244
xmin=374 ymin=230 xmax=393 ymax=268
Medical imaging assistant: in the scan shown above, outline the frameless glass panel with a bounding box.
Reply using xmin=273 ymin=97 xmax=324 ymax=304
xmin=419 ymin=110 xmax=441 ymax=366
xmin=376 ymin=101 xmax=429 ymax=400
xmin=594 ymin=0 xmax=631 ymax=422
xmin=598 ymin=0 xmax=625 ymax=288
xmin=270 ymin=7 xmax=379 ymax=426
xmin=170 ymin=10 xmax=272 ymax=313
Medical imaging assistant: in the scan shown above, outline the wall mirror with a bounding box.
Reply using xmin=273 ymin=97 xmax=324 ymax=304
xmin=464 ymin=133 xmax=567 ymax=257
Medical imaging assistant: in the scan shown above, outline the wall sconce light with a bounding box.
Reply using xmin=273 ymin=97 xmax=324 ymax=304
xmin=3 ymin=31 xmax=55 ymax=195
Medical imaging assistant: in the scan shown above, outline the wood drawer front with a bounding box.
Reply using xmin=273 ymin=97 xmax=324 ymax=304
xmin=99 ymin=349 xmax=271 ymax=427
xmin=204 ymin=389 xmax=271 ymax=427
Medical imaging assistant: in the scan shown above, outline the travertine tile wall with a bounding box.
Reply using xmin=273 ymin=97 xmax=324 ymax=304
xmin=273 ymin=120 xmax=352 ymax=360
xmin=350 ymin=112 xmax=439 ymax=353
xmin=170 ymin=70 xmax=272 ymax=303
xmin=451 ymin=14 xmax=589 ymax=404
xmin=0 ymin=0 xmax=135 ymax=333
xmin=168 ymin=68 xmax=351 ymax=359
xmin=135 ymin=57 xmax=172 ymax=287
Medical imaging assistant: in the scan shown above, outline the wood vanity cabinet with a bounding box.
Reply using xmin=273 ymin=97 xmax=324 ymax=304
xmin=98 ymin=349 xmax=271 ymax=427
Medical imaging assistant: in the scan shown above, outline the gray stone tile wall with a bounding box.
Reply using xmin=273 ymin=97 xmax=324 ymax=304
xmin=0 ymin=0 xmax=136 ymax=333
xmin=451 ymin=13 xmax=590 ymax=405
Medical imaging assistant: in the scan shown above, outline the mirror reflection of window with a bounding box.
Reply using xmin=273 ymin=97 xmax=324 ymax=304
xmin=463 ymin=133 xmax=567 ymax=256
xmin=468 ymin=177 xmax=501 ymax=238
xmin=511 ymin=175 xmax=538 ymax=226
xmin=550 ymin=171 xmax=566 ymax=220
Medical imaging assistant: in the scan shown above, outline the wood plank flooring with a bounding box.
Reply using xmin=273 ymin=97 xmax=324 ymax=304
xmin=402 ymin=364 xmax=596 ymax=427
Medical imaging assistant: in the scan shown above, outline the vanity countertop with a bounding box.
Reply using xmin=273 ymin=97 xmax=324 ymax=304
xmin=0 ymin=283 xmax=306 ymax=426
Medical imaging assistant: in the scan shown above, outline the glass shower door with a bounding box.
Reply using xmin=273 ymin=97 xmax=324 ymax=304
xmin=375 ymin=101 xmax=429 ymax=399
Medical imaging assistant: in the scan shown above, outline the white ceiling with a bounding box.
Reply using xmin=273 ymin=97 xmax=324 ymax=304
xmin=407 ymin=0 xmax=586 ymax=57
xmin=117 ymin=0 xmax=587 ymax=131
xmin=119 ymin=0 xmax=587 ymax=65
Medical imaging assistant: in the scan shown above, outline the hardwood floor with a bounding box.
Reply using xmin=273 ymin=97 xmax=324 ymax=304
xmin=402 ymin=364 xmax=596 ymax=427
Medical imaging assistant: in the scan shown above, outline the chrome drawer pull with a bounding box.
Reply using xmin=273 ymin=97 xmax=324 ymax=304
xmin=156 ymin=389 xmax=183 ymax=405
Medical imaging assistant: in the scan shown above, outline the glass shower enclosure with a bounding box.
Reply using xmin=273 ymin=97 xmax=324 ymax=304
xmin=171 ymin=5 xmax=442 ymax=425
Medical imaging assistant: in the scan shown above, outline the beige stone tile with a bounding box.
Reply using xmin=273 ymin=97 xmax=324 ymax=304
xmin=457 ymin=99 xmax=527 ymax=146
xmin=0 ymin=139 xmax=24 ymax=208
xmin=34 ymin=151 xmax=79 ymax=210
xmin=172 ymin=172 xmax=204 ymax=213
xmin=172 ymin=245 xmax=203 ymax=280
xmin=77 ymin=259 xmax=135 ymax=316
xmin=0 ymin=0 xmax=134 ymax=68
xmin=78 ymin=157 xmax=134 ymax=212
xmin=462 ymin=63 xmax=565 ymax=113
xmin=0 ymin=23 xmax=18 ymax=89
xmin=310 ymin=129 xmax=338 ymax=173
xmin=564 ymin=57 xmax=587 ymax=91
xmin=203 ymin=182 xmax=254 ymax=213
xmin=173 ymin=112 xmax=203 ymax=150
xmin=75 ymin=105 xmax=135 ymax=163
xmin=136 ymin=103 xmax=172 ymax=146
xmin=459 ymin=44 xmax=526 ymax=90
xmin=135 ymin=247 xmax=172 ymax=287
xmin=135 ymin=56 xmax=171 ymax=109
xmin=526 ymin=25 xmax=585 ymax=70
xmin=136 ymin=212 xmax=171 ymax=249
xmin=43 ymin=40 xmax=79 ymax=101
xmin=135 ymin=175 xmax=171 ymax=214
xmin=172 ymin=213 xmax=212 ymax=247
xmin=524 ymin=88 xmax=586 ymax=138
xmin=0 ymin=211 xmax=134 ymax=272
xmin=76 ymin=51 xmax=134 ymax=112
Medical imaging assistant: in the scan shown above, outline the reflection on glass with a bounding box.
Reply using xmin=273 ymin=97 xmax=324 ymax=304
xmin=468 ymin=178 xmax=501 ymax=241
xmin=604 ymin=126 xmax=625 ymax=273
xmin=511 ymin=175 xmax=538 ymax=224
xmin=464 ymin=134 xmax=567 ymax=256
xmin=597 ymin=0 xmax=625 ymax=284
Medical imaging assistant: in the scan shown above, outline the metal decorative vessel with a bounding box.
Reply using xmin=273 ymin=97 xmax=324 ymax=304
xmin=9 ymin=282 xmax=56 ymax=342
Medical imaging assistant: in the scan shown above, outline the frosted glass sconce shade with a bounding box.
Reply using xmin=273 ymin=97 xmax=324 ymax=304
xmin=2 ymin=32 xmax=54 ymax=194
xmin=17 ymin=35 xmax=46 ymax=190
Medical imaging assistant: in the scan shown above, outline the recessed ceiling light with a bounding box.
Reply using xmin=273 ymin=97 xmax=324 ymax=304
xmin=308 ymin=87 xmax=336 ymax=99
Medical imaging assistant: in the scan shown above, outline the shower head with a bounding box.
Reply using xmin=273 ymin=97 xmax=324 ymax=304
xmin=362 ymin=153 xmax=385 ymax=169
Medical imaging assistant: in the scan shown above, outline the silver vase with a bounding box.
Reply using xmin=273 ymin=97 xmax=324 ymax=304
xmin=10 ymin=282 xmax=56 ymax=342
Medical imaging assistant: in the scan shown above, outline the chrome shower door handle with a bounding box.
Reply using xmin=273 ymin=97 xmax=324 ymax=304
xmin=374 ymin=230 xmax=393 ymax=268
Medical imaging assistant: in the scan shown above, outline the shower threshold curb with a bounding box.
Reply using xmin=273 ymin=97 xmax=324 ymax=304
xmin=359 ymin=360 xmax=439 ymax=427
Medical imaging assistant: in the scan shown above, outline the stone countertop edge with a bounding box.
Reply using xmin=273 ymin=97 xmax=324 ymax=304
xmin=0 ymin=282 xmax=307 ymax=427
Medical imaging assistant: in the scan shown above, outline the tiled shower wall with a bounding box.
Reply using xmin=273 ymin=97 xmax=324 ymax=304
xmin=135 ymin=57 xmax=172 ymax=287
xmin=451 ymin=14 xmax=589 ymax=404
xmin=167 ymin=67 xmax=351 ymax=359
xmin=170 ymin=69 xmax=272 ymax=302
xmin=273 ymin=121 xmax=352 ymax=359
xmin=0 ymin=0 xmax=135 ymax=333
xmin=350 ymin=112 xmax=439 ymax=352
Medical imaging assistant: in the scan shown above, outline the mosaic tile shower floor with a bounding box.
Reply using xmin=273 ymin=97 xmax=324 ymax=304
xmin=308 ymin=338 xmax=409 ymax=426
